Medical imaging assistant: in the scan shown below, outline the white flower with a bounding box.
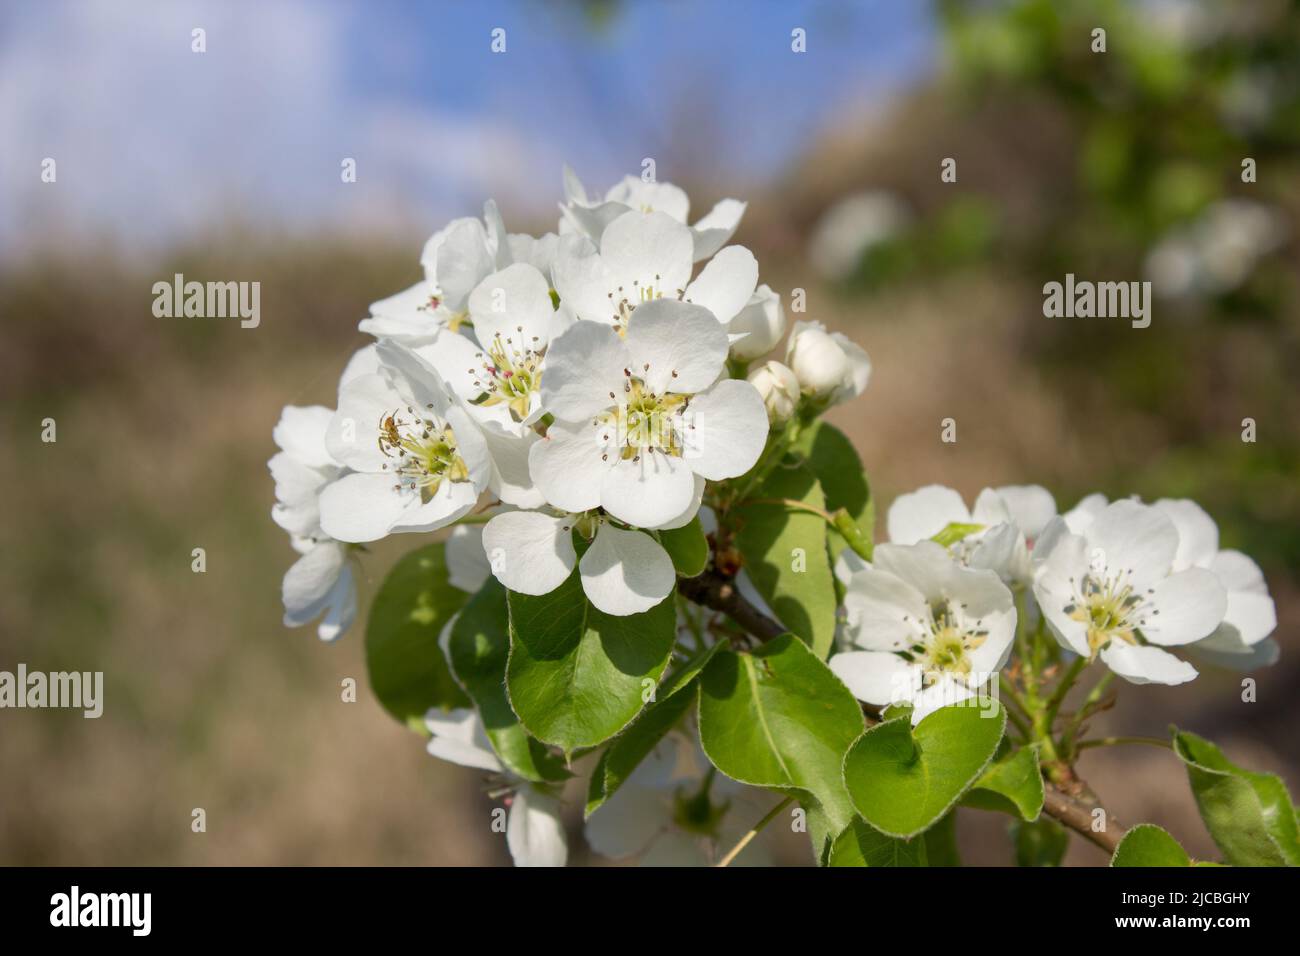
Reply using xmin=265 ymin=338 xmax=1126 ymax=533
xmin=560 ymin=166 xmax=746 ymax=263
xmin=481 ymin=501 xmax=700 ymax=616
xmin=785 ymin=320 xmax=871 ymax=405
xmin=358 ymin=200 xmax=510 ymax=342
xmin=1032 ymin=499 xmax=1228 ymax=685
xmin=830 ymin=541 xmax=1017 ymax=724
xmin=746 ymin=360 xmax=800 ymax=424
xmin=532 ymin=300 xmax=768 ymax=530
xmin=281 ymin=538 xmax=357 ymax=642
xmin=553 ymin=210 xmax=758 ymax=335
xmin=1154 ymin=498 xmax=1278 ymax=667
xmin=268 ymin=404 xmax=358 ymax=642
xmin=446 ymin=522 xmax=493 ymax=594
xmin=886 ymin=483 xmax=1057 ymax=586
xmin=728 ymin=283 xmax=786 ymax=361
xmin=319 ymin=341 xmax=492 ymax=543
xmin=424 ymin=708 xmax=567 ymax=867
xmin=585 ymin=730 xmax=772 ymax=866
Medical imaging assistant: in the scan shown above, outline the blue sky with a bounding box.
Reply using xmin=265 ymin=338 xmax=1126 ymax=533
xmin=0 ymin=0 xmax=935 ymax=256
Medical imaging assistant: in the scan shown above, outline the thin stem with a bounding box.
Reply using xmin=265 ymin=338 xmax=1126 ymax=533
xmin=744 ymin=497 xmax=835 ymax=523
xmin=715 ymin=795 xmax=795 ymax=867
xmin=1040 ymin=785 xmax=1126 ymax=856
xmin=1043 ymin=655 xmax=1089 ymax=733
xmin=1076 ymin=735 xmax=1171 ymax=752
xmin=1060 ymin=671 xmax=1116 ymax=760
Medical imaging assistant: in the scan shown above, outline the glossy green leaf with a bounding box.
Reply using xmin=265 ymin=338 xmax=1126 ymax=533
xmin=585 ymin=640 xmax=726 ymax=817
xmin=844 ymin=701 xmax=1006 ymax=838
xmin=962 ymin=745 xmax=1044 ymax=821
xmin=794 ymin=420 xmax=873 ymax=562
xmin=448 ymin=578 xmax=567 ymax=783
xmin=366 ymin=542 xmax=469 ymax=728
xmin=1111 ymin=824 xmax=1191 ymax=867
xmin=1013 ymin=817 xmax=1070 ymax=867
xmin=699 ymin=634 xmax=864 ymax=835
xmin=506 ymin=568 xmax=676 ymax=753
xmin=828 ymin=818 xmax=927 ymax=867
xmin=658 ymin=516 xmax=709 ymax=578
xmin=1173 ymin=727 xmax=1300 ymax=866
xmin=735 ymin=463 xmax=838 ymax=657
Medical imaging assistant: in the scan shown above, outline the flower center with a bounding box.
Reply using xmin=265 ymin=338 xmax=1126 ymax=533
xmin=1063 ymin=570 xmax=1149 ymax=654
xmin=594 ymin=371 xmax=692 ymax=462
xmin=473 ymin=328 xmax=544 ymax=421
xmin=377 ymin=406 xmax=469 ymax=501
xmin=912 ymin=598 xmax=989 ymax=687
xmin=605 ymin=275 xmax=684 ymax=333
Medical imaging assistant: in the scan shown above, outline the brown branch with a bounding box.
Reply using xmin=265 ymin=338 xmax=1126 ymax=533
xmin=1041 ymin=785 xmax=1127 ymax=856
xmin=677 ymin=570 xmax=786 ymax=643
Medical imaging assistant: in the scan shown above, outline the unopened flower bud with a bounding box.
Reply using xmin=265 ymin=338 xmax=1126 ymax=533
xmin=747 ymin=360 xmax=800 ymax=423
xmin=785 ymin=320 xmax=871 ymax=405
xmin=729 ymin=284 xmax=786 ymax=360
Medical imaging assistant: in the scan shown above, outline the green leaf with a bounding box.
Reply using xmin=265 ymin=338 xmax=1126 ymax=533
xmin=1111 ymin=824 xmax=1191 ymax=867
xmin=1013 ymin=817 xmax=1070 ymax=867
xmin=699 ymin=634 xmax=864 ymax=836
xmin=735 ymin=462 xmax=838 ymax=657
xmin=794 ymin=421 xmax=873 ymax=561
xmin=931 ymin=522 xmax=985 ymax=548
xmin=448 ymin=578 xmax=567 ymax=783
xmin=585 ymin=640 xmax=726 ymax=817
xmin=962 ymin=745 xmax=1044 ymax=821
xmin=505 ymin=568 xmax=676 ymax=753
xmin=366 ymin=542 xmax=469 ymax=728
xmin=828 ymin=818 xmax=927 ymax=867
xmin=843 ymin=701 xmax=1006 ymax=838
xmin=1173 ymin=727 xmax=1300 ymax=866
xmin=658 ymin=516 xmax=708 ymax=578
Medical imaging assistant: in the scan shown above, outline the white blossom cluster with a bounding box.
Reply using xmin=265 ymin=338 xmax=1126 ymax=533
xmin=832 ymin=487 xmax=1277 ymax=724
xmin=267 ymin=168 xmax=1277 ymax=867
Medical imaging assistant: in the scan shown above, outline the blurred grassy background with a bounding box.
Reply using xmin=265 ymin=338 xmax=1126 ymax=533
xmin=1 ymin=0 xmax=1297 ymax=865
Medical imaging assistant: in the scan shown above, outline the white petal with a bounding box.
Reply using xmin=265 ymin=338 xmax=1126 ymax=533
xmin=481 ymin=511 xmax=576 ymax=596
xmin=683 ymin=245 xmax=758 ymax=325
xmin=605 ymin=176 xmax=690 ymax=221
xmin=318 ymin=472 xmax=413 ymax=543
xmin=887 ymin=485 xmax=971 ymax=544
xmin=1063 ymin=492 xmax=1108 ymax=534
xmin=829 ymin=331 xmax=871 ymax=402
xmin=528 ymin=419 xmax=609 ymax=514
xmin=389 ymin=476 xmax=480 ymax=534
xmin=727 ymin=283 xmax=786 ymax=360
xmin=425 ymin=707 xmax=503 ymax=772
xmin=599 ymin=211 xmax=694 ymax=301
xmin=1086 ymin=499 xmax=1178 ymax=592
xmin=269 ymin=451 xmax=328 ymax=537
xmin=1142 ymin=567 xmax=1227 ymax=646
xmin=691 ymin=198 xmax=747 ymax=261
xmin=600 ymin=451 xmax=698 ymax=529
xmin=584 ymin=782 xmax=668 ymax=859
xmin=433 ymin=218 xmax=493 ymax=311
xmin=507 ymin=789 xmax=569 ymax=867
xmin=479 ymin=419 xmax=547 ymax=509
xmin=468 ymin=262 xmax=559 ymax=349
xmin=446 ymin=524 xmax=493 ymax=594
xmin=911 ymin=676 xmax=978 ymax=724
xmin=1154 ymin=498 xmax=1220 ymax=571
xmin=873 ymin=540 xmax=967 ymax=603
xmin=1100 ymin=643 xmax=1197 ymax=685
xmin=1217 ymin=590 xmax=1277 ymax=648
xmin=1210 ymin=549 xmax=1268 ymax=594
xmin=273 ymin=405 xmax=336 ymax=468
xmin=679 ymin=379 xmax=768 ymax=481
xmin=316 ymin=563 xmax=357 ymax=642
xmin=552 ymin=233 xmax=618 ymax=324
xmin=538 ymin=319 xmax=630 ymax=421
xmin=579 ymin=524 xmax=675 ymax=616
xmin=1032 ymin=530 xmax=1092 ymax=657
xmin=339 ymin=344 xmax=381 ymax=387
xmin=994 ymin=485 xmax=1057 ymax=541
xmin=841 ymin=561 xmax=929 ymax=651
xmin=327 ymin=373 xmax=403 ymax=471
xmin=624 ymin=298 xmax=728 ymax=395
xmin=828 ymin=651 xmax=918 ymax=707
xmin=410 ymin=328 xmax=486 ymax=404
xmin=282 ymin=542 xmax=346 ymax=628
xmin=970 ymin=488 xmax=1013 ymax=526
xmin=652 ymin=474 xmax=706 ymax=530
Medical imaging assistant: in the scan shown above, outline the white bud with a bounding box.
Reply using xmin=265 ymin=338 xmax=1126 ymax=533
xmin=747 ymin=360 xmax=800 ymax=423
xmin=729 ymin=283 xmax=786 ymax=360
xmin=785 ymin=321 xmax=870 ymax=404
